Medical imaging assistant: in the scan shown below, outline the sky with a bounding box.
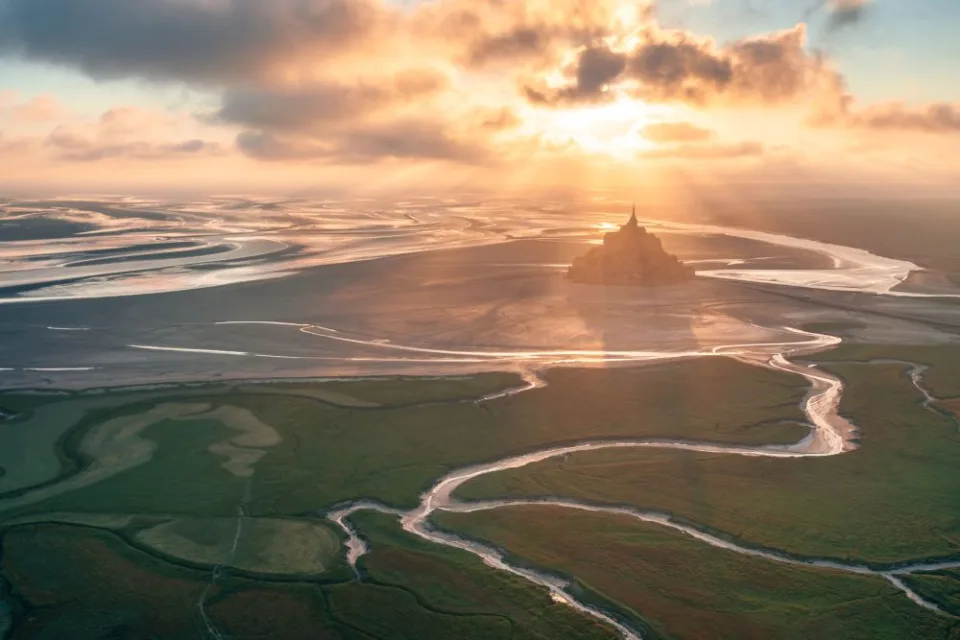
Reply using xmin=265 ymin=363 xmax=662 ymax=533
xmin=0 ymin=0 xmax=958 ymax=195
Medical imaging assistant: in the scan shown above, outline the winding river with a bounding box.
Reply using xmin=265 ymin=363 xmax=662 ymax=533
xmin=324 ymin=331 xmax=960 ymax=638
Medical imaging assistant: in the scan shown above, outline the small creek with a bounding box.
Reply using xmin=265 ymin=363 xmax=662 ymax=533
xmin=326 ymin=334 xmax=959 ymax=638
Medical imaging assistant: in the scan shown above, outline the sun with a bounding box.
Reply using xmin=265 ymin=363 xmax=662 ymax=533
xmin=526 ymin=98 xmax=672 ymax=159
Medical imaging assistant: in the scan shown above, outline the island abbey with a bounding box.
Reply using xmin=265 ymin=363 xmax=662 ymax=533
xmin=568 ymin=205 xmax=695 ymax=286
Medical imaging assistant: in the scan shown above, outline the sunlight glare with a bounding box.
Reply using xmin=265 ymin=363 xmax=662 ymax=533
xmin=614 ymin=3 xmax=640 ymax=28
xmin=529 ymin=99 xmax=670 ymax=159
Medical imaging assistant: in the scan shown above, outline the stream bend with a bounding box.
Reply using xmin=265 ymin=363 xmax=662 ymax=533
xmin=325 ymin=336 xmax=960 ymax=637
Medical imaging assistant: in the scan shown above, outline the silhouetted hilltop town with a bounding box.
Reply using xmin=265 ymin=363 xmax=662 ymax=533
xmin=568 ymin=206 xmax=694 ymax=286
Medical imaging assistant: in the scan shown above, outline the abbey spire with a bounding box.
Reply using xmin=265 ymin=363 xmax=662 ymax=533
xmin=568 ymin=202 xmax=694 ymax=286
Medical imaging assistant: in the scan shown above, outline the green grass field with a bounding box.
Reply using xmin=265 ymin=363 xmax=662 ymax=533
xmin=457 ymin=347 xmax=960 ymax=564
xmin=346 ymin=511 xmax=618 ymax=639
xmin=0 ymin=513 xmax=618 ymax=639
xmin=812 ymin=344 xmax=960 ymax=399
xmin=3 ymin=349 xmax=955 ymax=638
xmin=434 ymin=506 xmax=960 ymax=640
xmin=902 ymin=570 xmax=960 ymax=617
xmin=1 ymin=357 xmax=809 ymax=521
xmin=135 ymin=516 xmax=344 ymax=577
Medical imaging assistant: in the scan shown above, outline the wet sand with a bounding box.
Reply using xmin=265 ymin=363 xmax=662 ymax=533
xmin=3 ymin=196 xmax=959 ymax=390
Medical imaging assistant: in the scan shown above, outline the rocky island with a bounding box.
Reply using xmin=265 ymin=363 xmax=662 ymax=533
xmin=568 ymin=206 xmax=695 ymax=286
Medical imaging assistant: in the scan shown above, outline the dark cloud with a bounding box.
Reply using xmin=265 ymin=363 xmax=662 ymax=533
xmin=235 ymin=131 xmax=325 ymax=161
xmin=526 ymin=33 xmax=732 ymax=105
xmin=522 ymin=85 xmax=553 ymax=106
xmin=0 ymin=0 xmax=640 ymax=83
xmin=628 ymin=37 xmax=733 ymax=102
xmin=421 ymin=0 xmax=628 ymax=69
xmin=217 ymin=84 xmax=385 ymax=130
xmin=237 ymin=120 xmax=487 ymax=163
xmin=170 ymin=139 xmax=209 ymax=153
xmin=577 ymin=46 xmax=627 ymax=95
xmin=46 ymin=126 xmax=221 ymax=161
xmin=829 ymin=5 xmax=866 ymax=30
xmin=342 ymin=121 xmax=487 ymax=162
xmin=819 ymin=0 xmax=869 ymax=31
xmin=724 ymin=25 xmax=815 ymax=103
xmin=468 ymin=28 xmax=546 ymax=66
xmin=215 ymin=69 xmax=473 ymax=163
xmin=0 ymin=0 xmax=377 ymax=82
xmin=525 ymin=24 xmax=838 ymax=108
xmin=213 ymin=71 xmax=447 ymax=130
xmin=641 ymin=122 xmax=715 ymax=143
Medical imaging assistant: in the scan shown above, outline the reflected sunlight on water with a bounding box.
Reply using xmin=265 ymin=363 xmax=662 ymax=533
xmin=0 ymin=195 xmax=949 ymax=306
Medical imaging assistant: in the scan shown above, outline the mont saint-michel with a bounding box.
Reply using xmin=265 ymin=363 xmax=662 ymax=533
xmin=568 ymin=207 xmax=695 ymax=286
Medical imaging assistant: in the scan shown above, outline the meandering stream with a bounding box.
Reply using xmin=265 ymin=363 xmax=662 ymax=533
xmin=325 ymin=336 xmax=960 ymax=638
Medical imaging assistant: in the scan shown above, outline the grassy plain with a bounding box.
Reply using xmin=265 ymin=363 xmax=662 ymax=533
xmin=902 ymin=570 xmax=960 ymax=617
xmin=811 ymin=344 xmax=960 ymax=399
xmin=434 ymin=506 xmax=960 ymax=640
xmin=1 ymin=357 xmax=809 ymax=520
xmin=135 ymin=517 xmax=343 ymax=577
xmin=4 ymin=348 xmax=952 ymax=638
xmin=0 ymin=514 xmax=617 ymax=639
xmin=345 ymin=511 xmax=617 ymax=639
xmin=457 ymin=346 xmax=960 ymax=564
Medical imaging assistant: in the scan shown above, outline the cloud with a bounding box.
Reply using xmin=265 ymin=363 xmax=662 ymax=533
xmin=524 ymin=23 xmax=842 ymax=108
xmin=9 ymin=94 xmax=63 ymax=122
xmin=827 ymin=0 xmax=870 ymax=30
xmin=0 ymin=92 xmax=65 ymax=123
xmin=98 ymin=106 xmax=177 ymax=135
xmin=0 ymin=0 xmax=638 ymax=82
xmin=817 ymin=102 xmax=960 ymax=134
xmin=2 ymin=0 xmax=574 ymax=165
xmin=478 ymin=107 xmax=522 ymax=131
xmin=639 ymin=140 xmax=764 ymax=159
xmin=576 ymin=45 xmax=627 ymax=96
xmin=47 ymin=125 xmax=222 ymax=161
xmin=467 ymin=27 xmax=546 ymax=66
xmin=641 ymin=121 xmax=715 ymax=143
xmin=420 ymin=0 xmax=639 ymax=69
xmin=627 ymin=37 xmax=733 ymax=102
xmin=41 ymin=106 xmax=222 ymax=161
xmin=212 ymin=70 xmax=448 ymax=131
xmin=0 ymin=0 xmax=926 ymax=172
xmin=237 ymin=119 xmax=488 ymax=163
xmin=0 ymin=131 xmax=36 ymax=153
xmin=212 ymin=66 xmax=490 ymax=163
xmin=0 ymin=0 xmax=380 ymax=82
